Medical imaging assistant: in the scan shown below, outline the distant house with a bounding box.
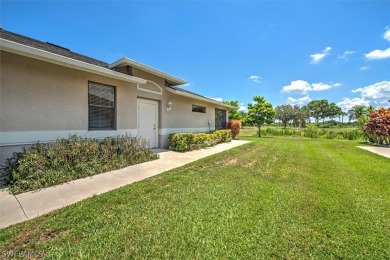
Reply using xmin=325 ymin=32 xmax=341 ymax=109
xmin=0 ymin=29 xmax=235 ymax=164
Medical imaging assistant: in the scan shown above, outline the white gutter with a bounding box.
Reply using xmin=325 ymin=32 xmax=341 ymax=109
xmin=0 ymin=39 xmax=147 ymax=85
xmin=165 ymin=87 xmax=237 ymax=110
xmin=109 ymin=57 xmax=187 ymax=86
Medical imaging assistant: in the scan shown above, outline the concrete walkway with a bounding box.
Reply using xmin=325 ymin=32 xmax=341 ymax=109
xmin=0 ymin=140 xmax=250 ymax=229
xmin=358 ymin=146 xmax=390 ymax=159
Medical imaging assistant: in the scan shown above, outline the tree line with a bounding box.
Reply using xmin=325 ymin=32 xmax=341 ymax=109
xmin=223 ymin=97 xmax=381 ymax=136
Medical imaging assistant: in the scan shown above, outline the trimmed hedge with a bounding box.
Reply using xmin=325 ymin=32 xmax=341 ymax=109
xmin=1 ymin=135 xmax=159 ymax=194
xmin=169 ymin=130 xmax=232 ymax=152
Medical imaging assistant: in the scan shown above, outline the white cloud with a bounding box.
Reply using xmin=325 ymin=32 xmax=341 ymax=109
xmin=237 ymin=103 xmax=248 ymax=112
xmin=282 ymin=80 xmax=312 ymax=94
xmin=338 ymin=50 xmax=356 ymax=60
xmin=383 ymin=26 xmax=390 ymax=41
xmin=207 ymin=97 xmax=223 ymax=102
xmin=248 ymin=75 xmax=262 ymax=83
xmin=364 ymin=27 xmax=390 ymax=60
xmin=337 ymin=81 xmax=390 ymax=112
xmin=310 ymin=46 xmax=331 ymax=64
xmin=238 ymin=105 xmax=248 ymax=112
xmin=359 ymin=66 xmax=370 ymax=70
xmin=337 ymin=98 xmax=370 ymax=112
xmin=312 ymin=82 xmax=333 ymax=91
xmin=281 ymin=80 xmax=341 ymax=94
xmin=365 ymin=47 xmax=390 ymax=60
xmin=287 ymin=96 xmax=312 ymax=105
xmin=352 ymin=81 xmax=390 ymax=100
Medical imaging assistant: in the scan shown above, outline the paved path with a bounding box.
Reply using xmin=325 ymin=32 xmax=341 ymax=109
xmin=0 ymin=140 xmax=250 ymax=229
xmin=358 ymin=146 xmax=390 ymax=159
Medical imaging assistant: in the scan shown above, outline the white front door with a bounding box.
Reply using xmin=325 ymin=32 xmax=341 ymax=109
xmin=137 ymin=99 xmax=158 ymax=148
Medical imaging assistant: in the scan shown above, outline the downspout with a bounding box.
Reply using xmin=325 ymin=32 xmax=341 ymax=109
xmin=208 ymin=121 xmax=211 ymax=133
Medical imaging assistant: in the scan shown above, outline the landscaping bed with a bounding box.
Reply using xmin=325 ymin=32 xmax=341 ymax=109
xmin=0 ymin=135 xmax=158 ymax=194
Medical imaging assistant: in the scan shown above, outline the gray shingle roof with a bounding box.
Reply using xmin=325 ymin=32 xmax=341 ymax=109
xmin=0 ymin=28 xmax=108 ymax=68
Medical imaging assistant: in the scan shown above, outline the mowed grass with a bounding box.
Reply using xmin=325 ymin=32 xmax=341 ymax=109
xmin=0 ymin=137 xmax=389 ymax=259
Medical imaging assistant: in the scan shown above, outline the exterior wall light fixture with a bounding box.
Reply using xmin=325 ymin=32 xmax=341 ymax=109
xmin=167 ymin=101 xmax=173 ymax=112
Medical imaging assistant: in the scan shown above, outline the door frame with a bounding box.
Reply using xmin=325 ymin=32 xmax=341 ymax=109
xmin=137 ymin=98 xmax=159 ymax=148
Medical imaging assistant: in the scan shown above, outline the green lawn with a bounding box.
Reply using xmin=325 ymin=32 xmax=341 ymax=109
xmin=0 ymin=137 xmax=389 ymax=259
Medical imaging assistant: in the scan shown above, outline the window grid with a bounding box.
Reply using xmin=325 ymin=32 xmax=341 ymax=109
xmin=88 ymin=82 xmax=116 ymax=130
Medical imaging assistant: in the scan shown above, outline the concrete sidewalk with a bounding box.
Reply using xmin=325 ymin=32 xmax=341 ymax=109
xmin=0 ymin=140 xmax=250 ymax=229
xmin=358 ymin=146 xmax=390 ymax=159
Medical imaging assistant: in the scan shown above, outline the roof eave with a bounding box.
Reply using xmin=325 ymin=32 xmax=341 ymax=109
xmin=165 ymin=86 xmax=237 ymax=110
xmin=0 ymin=39 xmax=147 ymax=85
xmin=109 ymin=57 xmax=187 ymax=86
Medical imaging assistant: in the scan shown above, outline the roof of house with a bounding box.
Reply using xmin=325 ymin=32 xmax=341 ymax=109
xmin=0 ymin=28 xmax=236 ymax=110
xmin=165 ymin=86 xmax=236 ymax=109
xmin=0 ymin=28 xmax=109 ymax=68
xmin=109 ymin=57 xmax=187 ymax=86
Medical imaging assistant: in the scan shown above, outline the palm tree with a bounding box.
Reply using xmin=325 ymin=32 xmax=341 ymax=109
xmin=348 ymin=105 xmax=368 ymax=128
xmin=367 ymin=105 xmax=375 ymax=114
xmin=339 ymin=111 xmax=347 ymax=128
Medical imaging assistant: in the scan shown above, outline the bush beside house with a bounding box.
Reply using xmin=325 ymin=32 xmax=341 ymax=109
xmin=1 ymin=135 xmax=158 ymax=194
xmin=169 ymin=130 xmax=232 ymax=152
xmin=364 ymin=108 xmax=390 ymax=146
xmin=227 ymin=120 xmax=241 ymax=139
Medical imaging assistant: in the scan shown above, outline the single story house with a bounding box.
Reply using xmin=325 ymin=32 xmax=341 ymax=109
xmin=0 ymin=28 xmax=235 ymax=165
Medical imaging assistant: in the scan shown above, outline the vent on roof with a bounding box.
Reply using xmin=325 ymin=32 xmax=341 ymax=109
xmin=46 ymin=42 xmax=70 ymax=51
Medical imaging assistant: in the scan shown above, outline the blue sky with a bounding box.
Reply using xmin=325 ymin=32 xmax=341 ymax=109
xmin=1 ymin=1 xmax=389 ymax=112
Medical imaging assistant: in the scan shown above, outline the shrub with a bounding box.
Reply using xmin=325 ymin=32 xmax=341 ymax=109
xmin=213 ymin=130 xmax=232 ymax=143
xmin=227 ymin=120 xmax=241 ymax=139
xmin=344 ymin=129 xmax=363 ymax=140
xmin=364 ymin=108 xmax=390 ymax=145
xmin=169 ymin=130 xmax=232 ymax=152
xmin=0 ymin=135 xmax=158 ymax=194
xmin=304 ymin=124 xmax=321 ymax=138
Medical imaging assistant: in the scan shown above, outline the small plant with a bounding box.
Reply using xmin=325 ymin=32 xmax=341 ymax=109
xmin=0 ymin=135 xmax=158 ymax=194
xmin=227 ymin=120 xmax=241 ymax=139
xmin=304 ymin=124 xmax=320 ymax=138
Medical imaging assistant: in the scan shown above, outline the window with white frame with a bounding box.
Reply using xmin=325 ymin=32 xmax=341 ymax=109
xmin=88 ymin=82 xmax=115 ymax=130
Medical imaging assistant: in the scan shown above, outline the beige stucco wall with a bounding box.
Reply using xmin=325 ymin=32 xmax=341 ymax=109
xmin=0 ymin=51 xmax=228 ymax=164
xmin=131 ymin=67 xmax=227 ymax=129
xmin=0 ymin=51 xmax=139 ymax=132
xmin=131 ymin=67 xmax=228 ymax=148
xmin=158 ymin=92 xmax=228 ymax=148
xmin=132 ymin=68 xmax=227 ymax=148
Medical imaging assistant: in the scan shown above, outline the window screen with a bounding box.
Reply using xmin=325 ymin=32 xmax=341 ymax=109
xmin=215 ymin=108 xmax=227 ymax=130
xmin=88 ymin=82 xmax=115 ymax=129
